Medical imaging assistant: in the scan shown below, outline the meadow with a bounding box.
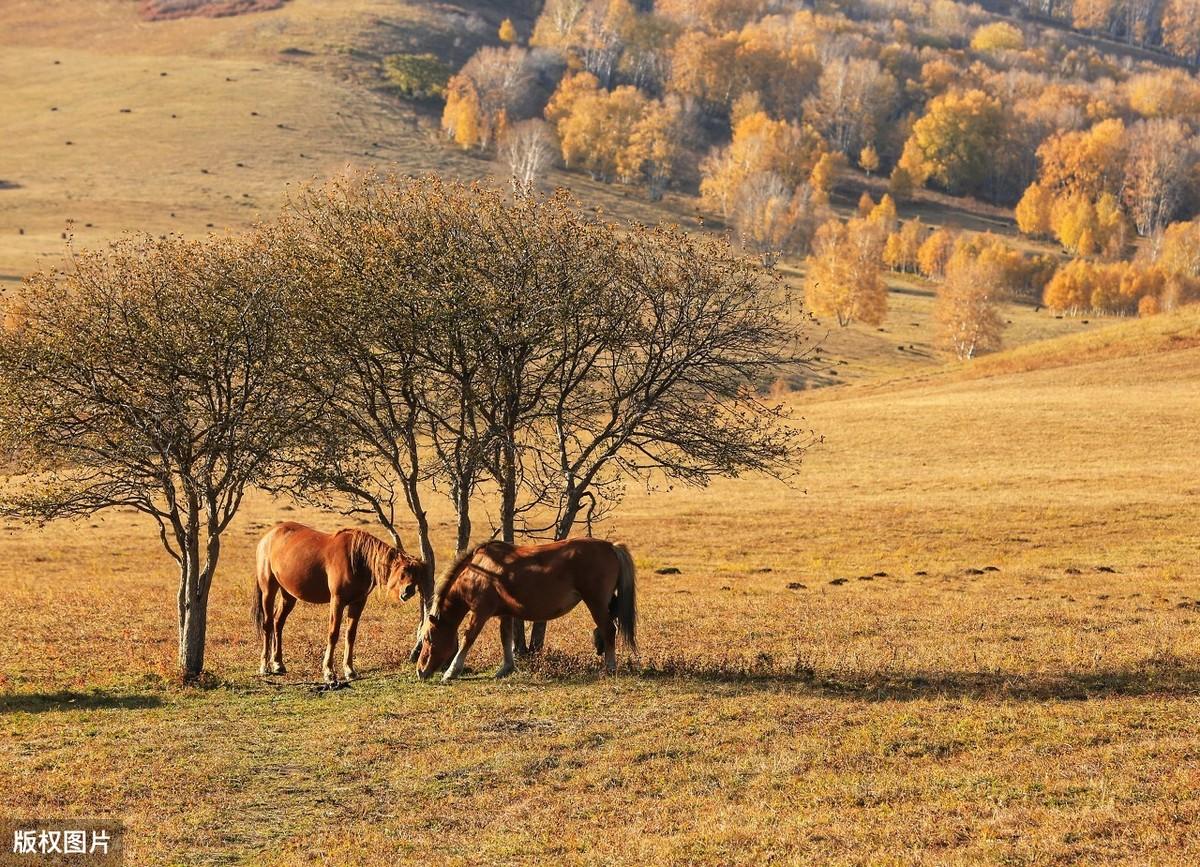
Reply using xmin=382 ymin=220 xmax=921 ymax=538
xmin=4 ymin=2 xmax=1200 ymax=863
xmin=3 ymin=311 xmax=1199 ymax=863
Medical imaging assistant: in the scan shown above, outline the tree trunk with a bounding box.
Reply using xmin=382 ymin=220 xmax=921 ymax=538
xmin=177 ymin=562 xmax=210 ymax=677
xmin=500 ymin=438 xmax=517 ymax=545
xmin=455 ymin=478 xmax=472 ymax=554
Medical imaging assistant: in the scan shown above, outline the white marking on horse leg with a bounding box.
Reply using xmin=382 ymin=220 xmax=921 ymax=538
xmin=442 ymin=644 xmax=470 ymax=682
xmin=495 ymin=618 xmax=515 ymax=678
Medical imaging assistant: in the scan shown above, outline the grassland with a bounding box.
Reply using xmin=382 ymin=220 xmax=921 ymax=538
xmin=3 ymin=309 xmax=1200 ymax=863
xmin=5 ymin=2 xmax=1200 ymax=863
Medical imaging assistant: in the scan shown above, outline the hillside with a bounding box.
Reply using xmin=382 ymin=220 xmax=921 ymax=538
xmin=6 ymin=0 xmax=1187 ymax=379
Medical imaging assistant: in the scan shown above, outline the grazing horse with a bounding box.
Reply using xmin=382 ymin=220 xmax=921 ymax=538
xmin=417 ymin=538 xmax=636 ymax=683
xmin=252 ymin=522 xmax=430 ymax=684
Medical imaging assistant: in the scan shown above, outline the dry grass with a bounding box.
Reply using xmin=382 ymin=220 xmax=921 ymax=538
xmin=3 ymin=334 xmax=1199 ymax=864
xmin=5 ymin=4 xmax=1200 ymax=863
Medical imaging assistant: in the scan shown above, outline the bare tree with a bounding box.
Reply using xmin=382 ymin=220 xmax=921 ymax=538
xmin=1124 ymin=119 xmax=1197 ymax=238
xmin=538 ymin=224 xmax=817 ymax=542
xmin=0 ymin=235 xmax=308 ymax=676
xmin=498 ymin=119 xmax=558 ymax=193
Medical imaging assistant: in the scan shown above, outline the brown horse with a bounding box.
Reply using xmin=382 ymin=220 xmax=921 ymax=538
xmin=252 ymin=522 xmax=430 ymax=684
xmin=417 ymin=538 xmax=636 ymax=682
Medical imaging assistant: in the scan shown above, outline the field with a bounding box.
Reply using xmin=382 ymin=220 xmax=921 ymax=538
xmin=5 ymin=1 xmax=1200 ymax=864
xmin=3 ymin=308 xmax=1200 ymax=863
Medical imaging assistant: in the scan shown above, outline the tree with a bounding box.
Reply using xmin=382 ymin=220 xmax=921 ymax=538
xmin=1015 ymin=182 xmax=1054 ymax=237
xmin=732 ymin=172 xmax=803 ymax=264
xmin=700 ymin=110 xmax=826 ymax=218
xmin=499 ymin=17 xmax=519 ymax=43
xmin=1036 ymin=119 xmax=1127 ymax=201
xmin=899 ymin=89 xmax=1005 ymax=197
xmin=499 ymin=119 xmax=558 ymax=192
xmin=275 ymin=174 xmax=818 ymax=655
xmin=1162 ymin=0 xmax=1200 ymax=64
xmin=804 ymin=217 xmax=887 ymax=326
xmin=971 ymin=22 xmax=1025 ymax=53
xmin=441 ymin=75 xmax=483 ymax=149
xmin=802 ymin=57 xmax=897 ymax=157
xmin=859 ymin=144 xmax=880 ymax=176
xmin=917 ymin=226 xmax=957 ymax=278
xmin=622 ymin=95 xmax=689 ymax=198
xmin=1043 ymin=258 xmax=1095 ymax=313
xmin=554 ymin=83 xmax=648 ymax=182
xmin=1159 ymin=218 xmax=1200 ymax=277
xmin=867 ymin=193 xmax=898 ymax=235
xmin=0 ymin=235 xmax=308 ymax=677
xmin=383 ymin=54 xmax=451 ymax=99
xmin=808 ymin=151 xmax=844 ymax=205
xmin=442 ymin=46 xmax=535 ymax=150
xmin=888 ymin=165 xmax=915 ymax=201
xmin=884 ymin=218 xmax=923 ymax=273
xmin=538 ymin=222 xmax=816 ymax=541
xmin=1123 ymin=119 xmax=1198 ymax=237
xmin=935 ymin=245 xmax=1007 ymax=360
xmin=531 ymin=0 xmax=588 ymax=49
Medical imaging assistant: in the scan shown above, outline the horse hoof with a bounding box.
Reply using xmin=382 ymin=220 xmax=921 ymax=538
xmin=258 ymin=665 xmax=270 ymax=676
xmin=271 ymin=663 xmax=286 ymax=675
xmin=494 ymin=665 xmax=515 ymax=679
xmin=343 ymin=668 xmax=357 ymax=681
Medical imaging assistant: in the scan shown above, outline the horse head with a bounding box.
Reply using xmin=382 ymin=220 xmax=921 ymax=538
xmin=386 ymin=555 xmax=429 ymax=603
xmin=416 ymin=604 xmax=458 ymax=680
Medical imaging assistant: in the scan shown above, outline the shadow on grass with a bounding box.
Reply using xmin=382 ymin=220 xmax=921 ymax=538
xmin=520 ymin=650 xmax=1200 ymax=701
xmin=631 ymin=658 xmax=1200 ymax=701
xmin=0 ymin=690 xmax=164 ymax=714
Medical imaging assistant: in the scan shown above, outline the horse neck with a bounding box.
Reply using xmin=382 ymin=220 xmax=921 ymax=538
xmin=356 ymin=533 xmax=397 ymax=586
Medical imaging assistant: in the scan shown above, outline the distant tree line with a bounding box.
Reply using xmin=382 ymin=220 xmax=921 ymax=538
xmin=0 ymin=174 xmax=816 ymax=676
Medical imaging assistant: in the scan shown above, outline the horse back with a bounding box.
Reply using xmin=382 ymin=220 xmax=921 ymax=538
xmin=258 ymin=522 xmax=352 ymax=604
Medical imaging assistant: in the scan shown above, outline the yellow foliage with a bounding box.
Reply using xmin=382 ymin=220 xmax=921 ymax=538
xmin=700 ymin=111 xmax=826 ymax=217
xmin=1015 ymin=183 xmax=1053 ymax=238
xmin=804 ymin=218 xmax=887 ymax=327
xmin=917 ymin=226 xmax=957 ymax=278
xmin=859 ymin=144 xmax=880 ymax=175
xmin=970 ymin=22 xmax=1024 ymax=53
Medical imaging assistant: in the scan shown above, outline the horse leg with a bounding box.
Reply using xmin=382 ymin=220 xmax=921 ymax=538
xmin=271 ymin=592 xmax=295 ymax=674
xmin=584 ymin=597 xmax=618 ymax=675
xmin=529 ymin=621 xmax=546 ymax=654
xmin=258 ymin=582 xmax=277 ymax=676
xmin=494 ymin=617 xmax=516 ymax=679
xmin=343 ymin=598 xmax=367 ymax=681
xmin=443 ymin=611 xmax=487 ymax=683
xmin=408 ymin=599 xmax=426 ymax=664
xmin=322 ymin=600 xmax=344 ymax=685
xmin=513 ymin=618 xmax=529 ymax=656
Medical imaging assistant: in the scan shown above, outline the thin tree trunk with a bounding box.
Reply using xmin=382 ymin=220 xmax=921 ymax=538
xmin=455 ymin=480 xmax=472 ymax=554
xmin=178 ymin=561 xmax=210 ymax=676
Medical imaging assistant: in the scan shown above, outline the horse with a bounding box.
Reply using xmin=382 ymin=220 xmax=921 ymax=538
xmin=252 ymin=521 xmax=430 ymax=684
xmin=416 ymin=538 xmax=637 ymax=683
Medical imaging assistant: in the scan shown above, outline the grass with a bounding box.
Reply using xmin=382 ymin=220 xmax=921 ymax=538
xmin=3 ymin=332 xmax=1200 ymax=863
xmin=5 ymin=3 xmax=1200 ymax=863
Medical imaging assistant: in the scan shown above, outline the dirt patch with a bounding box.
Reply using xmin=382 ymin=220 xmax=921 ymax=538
xmin=138 ymin=0 xmax=288 ymax=21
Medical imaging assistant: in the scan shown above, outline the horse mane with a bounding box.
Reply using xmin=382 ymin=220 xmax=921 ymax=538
xmin=340 ymin=530 xmax=392 ymax=587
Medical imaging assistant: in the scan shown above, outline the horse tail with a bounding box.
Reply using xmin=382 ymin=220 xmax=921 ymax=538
xmin=613 ymin=543 xmax=637 ymax=654
xmin=251 ymin=533 xmax=269 ymax=638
